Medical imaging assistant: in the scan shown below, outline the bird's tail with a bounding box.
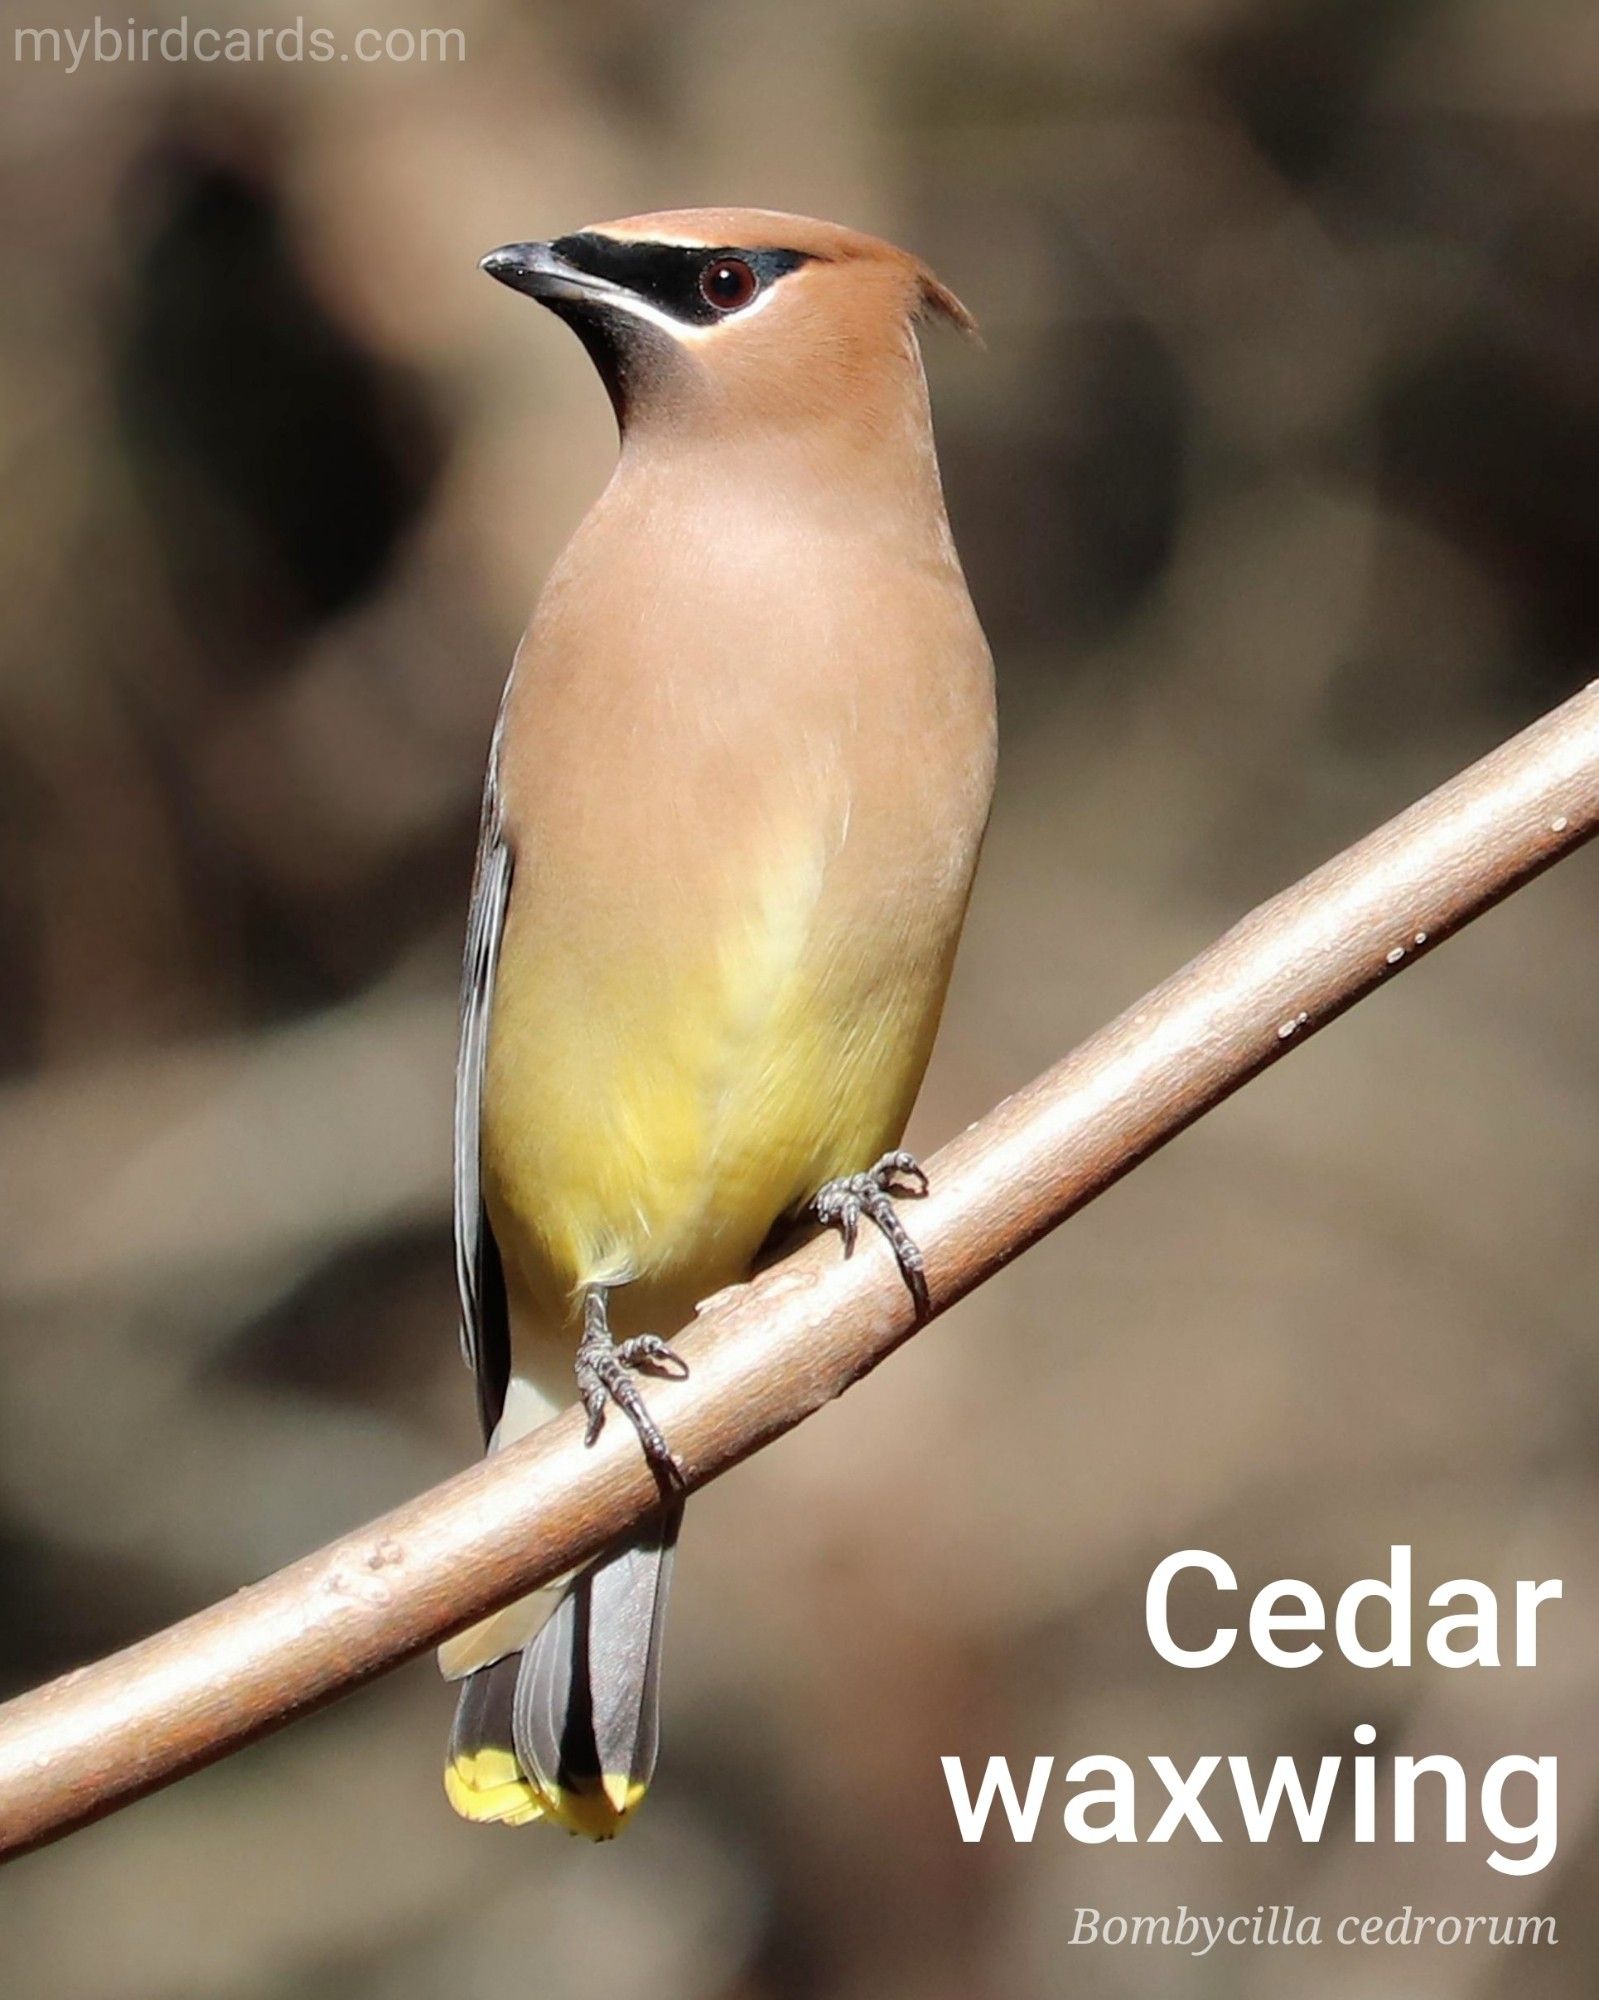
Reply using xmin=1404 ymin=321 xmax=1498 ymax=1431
xmin=441 ymin=1502 xmax=681 ymax=1838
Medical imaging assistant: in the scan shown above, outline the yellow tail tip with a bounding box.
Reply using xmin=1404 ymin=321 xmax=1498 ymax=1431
xmin=444 ymin=1749 xmax=547 ymax=1827
xmin=443 ymin=1751 xmax=648 ymax=1838
xmin=563 ymin=1774 xmax=649 ymax=1839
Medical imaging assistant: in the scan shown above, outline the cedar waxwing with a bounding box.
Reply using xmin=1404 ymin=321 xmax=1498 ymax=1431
xmin=441 ymin=208 xmax=996 ymax=1837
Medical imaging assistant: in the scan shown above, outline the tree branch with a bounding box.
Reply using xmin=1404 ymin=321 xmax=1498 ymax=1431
xmin=3 ymin=683 xmax=1598 ymax=1860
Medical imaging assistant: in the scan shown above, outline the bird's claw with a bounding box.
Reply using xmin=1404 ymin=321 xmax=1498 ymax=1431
xmin=576 ymin=1296 xmax=687 ymax=1482
xmin=616 ymin=1333 xmax=690 ymax=1377
xmin=813 ymin=1150 xmax=931 ymax=1317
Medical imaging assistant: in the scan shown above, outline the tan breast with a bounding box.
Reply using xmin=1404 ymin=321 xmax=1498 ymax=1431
xmin=483 ymin=381 xmax=995 ymax=1335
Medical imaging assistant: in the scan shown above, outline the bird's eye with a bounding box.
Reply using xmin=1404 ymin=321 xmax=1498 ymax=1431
xmin=700 ymin=257 xmax=759 ymax=312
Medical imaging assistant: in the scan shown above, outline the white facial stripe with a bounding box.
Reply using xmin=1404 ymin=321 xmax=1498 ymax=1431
xmin=589 ymin=227 xmax=717 ymax=248
xmin=671 ymin=280 xmax=787 ymax=340
xmin=572 ymin=269 xmax=790 ymax=342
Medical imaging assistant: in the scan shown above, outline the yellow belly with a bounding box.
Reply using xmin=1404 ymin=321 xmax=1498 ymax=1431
xmin=481 ymin=842 xmax=947 ymax=1334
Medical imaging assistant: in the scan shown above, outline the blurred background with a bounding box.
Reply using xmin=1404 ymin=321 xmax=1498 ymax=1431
xmin=1 ymin=1 xmax=1597 ymax=1995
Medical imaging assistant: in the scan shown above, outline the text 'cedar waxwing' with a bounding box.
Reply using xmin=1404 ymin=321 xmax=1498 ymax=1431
xmin=440 ymin=208 xmax=996 ymax=1837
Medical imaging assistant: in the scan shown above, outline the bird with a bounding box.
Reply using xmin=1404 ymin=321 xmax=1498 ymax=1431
xmin=440 ymin=208 xmax=996 ymax=1838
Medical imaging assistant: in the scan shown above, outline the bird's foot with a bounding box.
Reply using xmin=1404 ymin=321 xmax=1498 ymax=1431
xmin=813 ymin=1149 xmax=931 ymax=1317
xmin=576 ymin=1291 xmax=689 ymax=1484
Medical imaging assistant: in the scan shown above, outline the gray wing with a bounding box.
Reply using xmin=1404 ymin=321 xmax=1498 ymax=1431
xmin=455 ymin=726 xmax=513 ymax=1443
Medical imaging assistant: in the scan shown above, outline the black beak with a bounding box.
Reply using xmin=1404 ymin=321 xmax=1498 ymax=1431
xmin=479 ymin=241 xmax=610 ymax=306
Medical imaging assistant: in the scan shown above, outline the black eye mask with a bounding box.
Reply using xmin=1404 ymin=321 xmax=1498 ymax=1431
xmin=550 ymin=233 xmax=813 ymax=326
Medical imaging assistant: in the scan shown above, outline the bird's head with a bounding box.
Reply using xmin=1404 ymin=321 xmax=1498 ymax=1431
xmin=480 ymin=207 xmax=974 ymax=446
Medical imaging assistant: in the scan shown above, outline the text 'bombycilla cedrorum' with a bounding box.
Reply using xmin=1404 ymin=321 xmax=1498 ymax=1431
xmin=440 ymin=208 xmax=996 ymax=1837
